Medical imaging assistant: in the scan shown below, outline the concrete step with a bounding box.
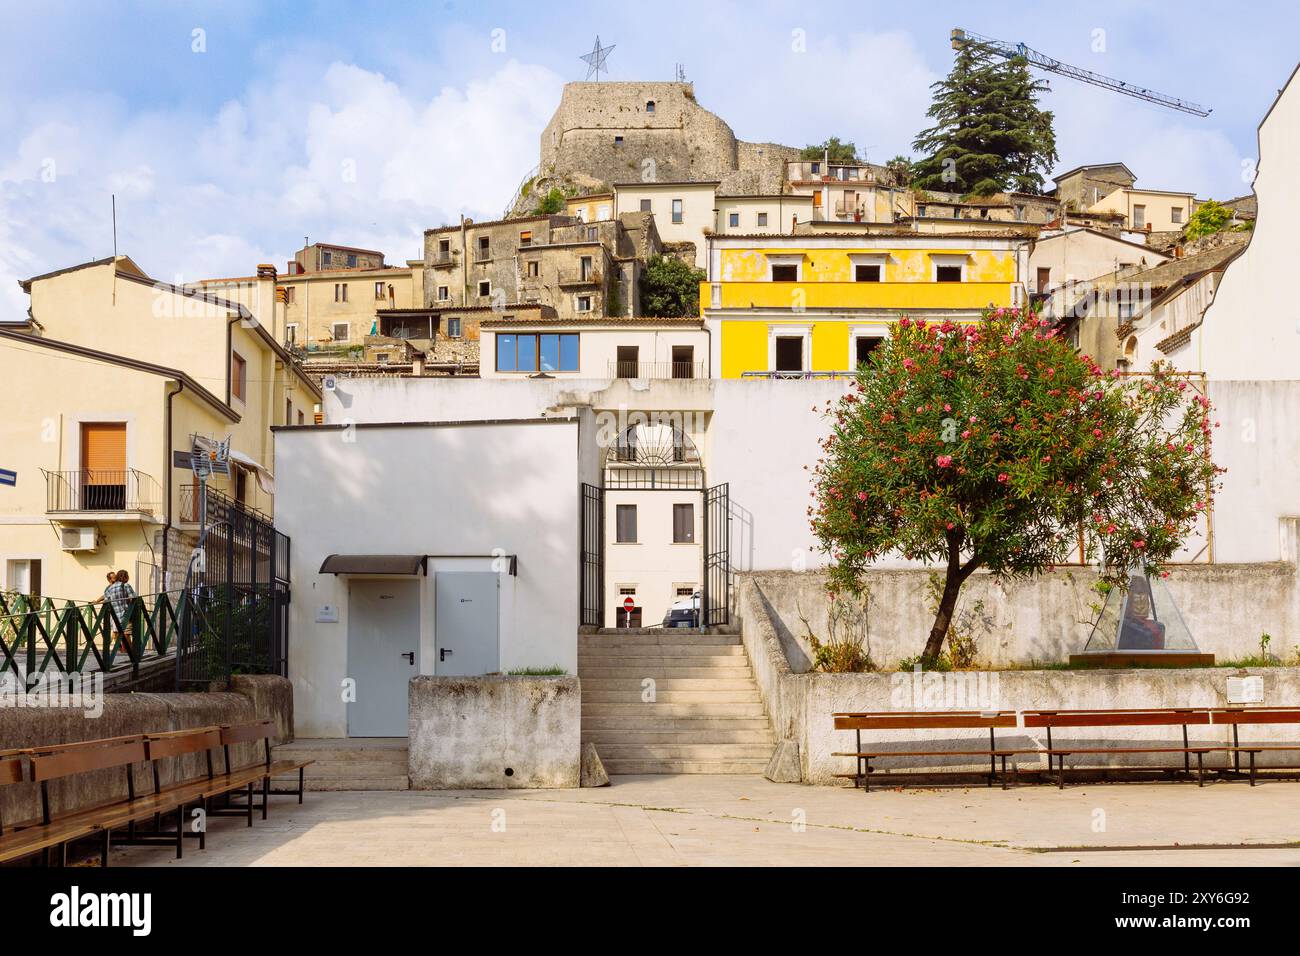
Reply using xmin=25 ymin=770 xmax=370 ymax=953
xmin=272 ymin=739 xmax=410 ymax=791
xmin=597 ymin=743 xmax=776 ymax=760
xmin=583 ymin=729 xmax=775 ymax=745
xmin=579 ymin=666 xmax=753 ymax=680
xmin=579 ymin=643 xmax=746 ymax=657
xmin=591 ymin=626 xmax=738 ymax=637
xmin=580 ymin=634 xmax=741 ymax=647
xmin=275 ymin=774 xmax=411 ymax=792
xmin=582 ymin=701 xmax=768 ymax=717
xmin=579 ymin=656 xmax=751 ymax=671
xmin=603 ymin=760 xmax=771 ymax=775
xmin=580 ymin=677 xmax=759 ymax=690
xmin=581 ymin=690 xmax=764 ymax=703
xmin=580 ymin=716 xmax=774 ymax=732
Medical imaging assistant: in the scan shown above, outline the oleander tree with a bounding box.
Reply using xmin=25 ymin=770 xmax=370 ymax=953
xmin=810 ymin=307 xmax=1223 ymax=665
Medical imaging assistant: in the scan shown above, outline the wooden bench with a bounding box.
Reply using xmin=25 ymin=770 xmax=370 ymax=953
xmin=832 ymin=711 xmax=1041 ymax=791
xmin=1208 ymin=707 xmax=1300 ymax=786
xmin=0 ymin=721 xmax=313 ymax=866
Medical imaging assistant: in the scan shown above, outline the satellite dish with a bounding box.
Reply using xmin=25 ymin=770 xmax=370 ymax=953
xmin=323 ymin=375 xmax=337 ymax=391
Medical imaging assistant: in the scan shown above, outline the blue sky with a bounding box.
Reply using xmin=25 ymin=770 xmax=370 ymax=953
xmin=1 ymin=0 xmax=1296 ymax=315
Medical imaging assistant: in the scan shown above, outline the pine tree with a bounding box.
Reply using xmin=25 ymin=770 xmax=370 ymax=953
xmin=911 ymin=41 xmax=1058 ymax=196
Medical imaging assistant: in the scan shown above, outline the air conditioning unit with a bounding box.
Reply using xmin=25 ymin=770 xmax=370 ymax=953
xmin=60 ymin=526 xmax=97 ymax=552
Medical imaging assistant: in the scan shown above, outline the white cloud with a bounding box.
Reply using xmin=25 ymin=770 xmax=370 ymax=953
xmin=0 ymin=57 xmax=564 ymax=318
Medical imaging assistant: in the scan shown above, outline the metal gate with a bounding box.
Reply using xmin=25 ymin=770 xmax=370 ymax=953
xmin=702 ymin=482 xmax=730 ymax=626
xmin=580 ymin=482 xmax=604 ymax=627
xmin=176 ymin=488 xmax=290 ymax=688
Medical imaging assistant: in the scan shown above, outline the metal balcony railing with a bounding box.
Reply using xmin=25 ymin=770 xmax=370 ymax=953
xmin=609 ymin=361 xmax=705 ymax=379
xmin=559 ymin=267 xmax=602 ymax=288
xmin=741 ymin=370 xmax=861 ymax=381
xmin=428 ymin=252 xmax=455 ymax=268
xmin=44 ymin=469 xmax=161 ymax=514
xmin=473 ymin=248 xmax=492 ymax=263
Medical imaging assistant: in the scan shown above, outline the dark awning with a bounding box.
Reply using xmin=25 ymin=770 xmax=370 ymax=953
xmin=319 ymin=554 xmax=428 ymax=575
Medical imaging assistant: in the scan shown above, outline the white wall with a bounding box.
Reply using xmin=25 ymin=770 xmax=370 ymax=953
xmin=1029 ymin=228 xmax=1168 ymax=292
xmin=275 ymin=419 xmax=579 ymax=737
xmin=480 ymin=328 xmax=708 ymax=379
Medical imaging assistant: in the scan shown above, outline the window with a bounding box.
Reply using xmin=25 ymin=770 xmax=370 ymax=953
xmin=673 ymin=503 xmax=694 ymax=543
xmin=446 ymin=317 xmax=462 ymax=338
xmin=756 ymin=212 xmax=768 ymax=227
xmin=5 ymin=558 xmax=42 ymax=597
xmin=286 ymin=323 xmax=298 ymax=345
xmin=812 ymin=189 xmax=823 ymax=209
xmin=671 ymin=199 xmax=683 ymax=224
xmin=614 ymin=135 xmax=624 ymax=145
xmin=1037 ymin=267 xmax=1052 ymax=294
xmin=918 ymin=204 xmax=928 ymax=217
xmin=477 ymin=236 xmax=491 ymax=260
xmin=671 ymin=344 xmax=694 ymax=379
xmin=519 ymin=230 xmax=532 ymax=246
xmin=771 ymin=264 xmax=798 ymax=282
xmin=598 ymin=204 xmax=610 ymax=219
xmin=283 ymin=286 xmax=295 ymax=304
xmin=579 ymin=255 xmax=593 ymax=280
xmin=855 ymin=336 xmax=882 ymax=366
xmin=334 ymin=283 xmax=347 ymax=302
xmin=586 ymin=226 xmax=598 ymax=241
xmin=1015 ymin=205 xmax=1026 ymax=222
xmin=616 ymin=505 xmax=637 ymax=543
xmin=1133 ymin=204 xmax=1146 ymax=228
xmin=728 ymin=212 xmax=739 ymax=228
xmin=646 ymin=100 xmax=656 ymax=113
xmin=285 ymin=398 xmax=292 ymax=424
xmin=854 ymin=264 xmax=881 ymax=282
xmin=321 ymin=251 xmax=332 ymax=267
xmin=1171 ymin=206 xmax=1184 ymax=224
xmin=346 ymin=253 xmax=357 ymax=268
xmin=437 ymin=238 xmax=451 ymax=258
xmin=810 ymin=162 xmax=820 ymax=175
xmin=616 ymin=345 xmax=638 ymax=378
xmin=935 ymin=265 xmax=962 ymax=283
xmin=775 ymin=336 xmax=803 ymax=372
xmin=639 ymin=199 xmax=652 ymax=213
xmin=478 ymin=280 xmax=491 ymax=298
xmin=496 ymin=333 xmax=579 ymax=372
xmin=437 ymin=285 xmax=449 ymax=300
xmin=332 ymin=322 xmax=349 ymax=342
xmin=526 ymin=261 xmax=539 ymax=278
xmin=376 ymin=353 xmax=390 ymax=364
xmin=575 ymin=294 xmax=592 ymax=312
xmin=374 ymin=281 xmax=385 ymax=300
xmin=231 ymin=352 xmax=247 ymax=402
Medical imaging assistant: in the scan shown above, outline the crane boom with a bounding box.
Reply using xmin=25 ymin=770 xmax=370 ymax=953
xmin=952 ymin=28 xmax=1211 ymax=117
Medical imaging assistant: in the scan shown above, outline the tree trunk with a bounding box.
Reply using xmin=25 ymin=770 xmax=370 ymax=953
xmin=921 ymin=532 xmax=977 ymax=666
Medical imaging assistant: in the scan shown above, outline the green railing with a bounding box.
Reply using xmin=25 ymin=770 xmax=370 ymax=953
xmin=0 ymin=589 xmax=193 ymax=684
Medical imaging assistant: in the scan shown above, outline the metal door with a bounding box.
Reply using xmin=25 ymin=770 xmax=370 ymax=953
xmin=346 ymin=578 xmax=419 ymax=737
xmin=703 ymin=482 xmax=730 ymax=626
xmin=435 ymin=572 xmax=499 ymax=675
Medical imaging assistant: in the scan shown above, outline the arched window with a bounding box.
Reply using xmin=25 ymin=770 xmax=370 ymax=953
xmin=646 ymin=100 xmax=656 ymax=113
xmin=605 ymin=419 xmax=703 ymax=488
xmin=1124 ymin=336 xmax=1138 ymax=362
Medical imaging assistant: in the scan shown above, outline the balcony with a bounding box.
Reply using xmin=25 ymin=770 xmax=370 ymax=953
xmin=608 ymin=360 xmax=705 ymax=379
xmin=740 ymin=370 xmax=859 ymax=381
xmin=558 ymin=267 xmax=603 ymax=288
xmin=428 ymin=252 xmax=455 ymax=268
xmin=702 ymin=280 xmax=1017 ymax=312
xmin=44 ymin=469 xmax=162 ymax=521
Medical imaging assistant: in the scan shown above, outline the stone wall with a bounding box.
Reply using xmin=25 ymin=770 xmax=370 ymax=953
xmin=0 ymin=675 xmax=293 ymax=826
xmin=408 ymin=675 xmax=580 ymax=789
xmin=735 ymin=577 xmax=1300 ymax=784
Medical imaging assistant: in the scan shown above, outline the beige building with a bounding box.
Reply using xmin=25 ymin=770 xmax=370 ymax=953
xmin=714 ymin=194 xmax=813 ymax=236
xmin=290 ymin=241 xmax=386 ymax=274
xmin=479 ymin=316 xmax=708 ymax=380
xmin=1031 ymin=227 xmax=1171 ymax=297
xmin=613 ymin=181 xmax=718 ymax=267
xmin=1089 ymin=185 xmax=1198 ymax=233
xmin=785 ymin=159 xmax=908 ymax=224
xmin=0 ymin=256 xmax=320 ymax=602
xmin=1050 ymin=162 xmax=1137 ymax=210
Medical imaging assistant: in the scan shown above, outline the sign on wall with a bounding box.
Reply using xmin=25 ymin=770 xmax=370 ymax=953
xmin=0 ymin=467 xmax=15 ymax=487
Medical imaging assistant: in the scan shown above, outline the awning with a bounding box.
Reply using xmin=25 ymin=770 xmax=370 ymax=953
xmin=319 ymin=554 xmax=429 ymax=575
xmin=229 ymin=449 xmax=276 ymax=495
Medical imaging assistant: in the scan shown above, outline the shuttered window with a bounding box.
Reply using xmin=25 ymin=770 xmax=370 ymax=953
xmin=231 ymin=352 xmax=248 ymax=402
xmin=81 ymin=423 xmax=126 ymax=475
xmin=616 ymin=505 xmax=637 ymax=543
xmin=673 ymin=503 xmax=694 ymax=543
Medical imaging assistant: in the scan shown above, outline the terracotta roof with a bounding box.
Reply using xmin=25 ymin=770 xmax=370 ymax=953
xmin=1156 ymin=325 xmax=1195 ymax=354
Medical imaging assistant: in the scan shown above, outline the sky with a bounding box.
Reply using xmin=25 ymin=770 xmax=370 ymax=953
xmin=0 ymin=0 xmax=1296 ymax=317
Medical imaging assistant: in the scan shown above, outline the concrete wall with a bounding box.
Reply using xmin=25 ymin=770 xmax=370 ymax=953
xmin=408 ymin=675 xmax=579 ymax=788
xmin=735 ymin=578 xmax=1300 ymax=784
xmin=743 ymin=561 xmax=1300 ymax=671
xmin=274 ymin=419 xmax=580 ymax=738
xmin=0 ymin=675 xmax=291 ymax=826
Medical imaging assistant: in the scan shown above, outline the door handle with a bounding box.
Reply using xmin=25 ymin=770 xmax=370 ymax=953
xmin=440 ymin=648 xmax=453 ymax=661
xmin=401 ymin=652 xmax=414 ymax=665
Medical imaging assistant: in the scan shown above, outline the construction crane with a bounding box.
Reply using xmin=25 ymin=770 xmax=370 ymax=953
xmin=952 ymin=28 xmax=1211 ymax=117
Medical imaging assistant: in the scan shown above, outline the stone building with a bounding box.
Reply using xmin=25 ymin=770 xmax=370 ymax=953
xmin=1050 ymin=162 xmax=1137 ymax=211
xmin=290 ymin=241 xmax=387 ymax=274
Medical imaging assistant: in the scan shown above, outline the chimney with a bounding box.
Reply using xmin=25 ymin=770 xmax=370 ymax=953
xmin=790 ymin=214 xmax=797 ymax=234
xmin=1174 ymin=244 xmax=1184 ymax=259
xmin=255 ymin=263 xmax=278 ymax=338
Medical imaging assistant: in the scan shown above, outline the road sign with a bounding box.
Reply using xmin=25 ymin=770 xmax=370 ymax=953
xmin=0 ymin=468 xmax=15 ymax=487
xmin=623 ymin=596 xmax=635 ymax=611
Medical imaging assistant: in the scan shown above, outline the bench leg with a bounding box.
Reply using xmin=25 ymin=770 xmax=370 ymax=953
xmin=246 ymin=783 xmax=254 ymax=826
xmin=59 ymin=841 xmax=67 ymax=867
xmin=862 ymin=757 xmax=871 ymax=794
xmin=1196 ymin=752 xmax=1204 ymax=787
xmin=1249 ymin=751 xmax=1257 ymax=787
xmin=1000 ymin=755 xmax=1008 ymax=790
xmin=199 ymin=797 xmax=207 ymax=850
xmin=101 ymin=828 xmax=111 ymax=867
xmin=298 ymin=766 xmax=305 ymax=804
xmin=175 ymin=805 xmax=183 ymax=860
xmin=1057 ymin=755 xmax=1065 ymax=790
xmin=262 ymin=776 xmax=269 ymax=820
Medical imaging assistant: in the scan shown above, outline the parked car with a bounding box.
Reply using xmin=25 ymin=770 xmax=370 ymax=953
xmin=662 ymin=592 xmax=701 ymax=628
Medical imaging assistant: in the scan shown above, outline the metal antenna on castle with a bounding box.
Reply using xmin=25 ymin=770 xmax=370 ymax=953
xmin=675 ymin=63 xmax=686 ymax=82
xmin=581 ymin=36 xmax=614 ymax=81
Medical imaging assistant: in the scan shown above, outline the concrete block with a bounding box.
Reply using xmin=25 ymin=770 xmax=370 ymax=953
xmin=581 ymin=742 xmax=610 ymax=787
xmin=764 ymin=739 xmax=802 ymax=783
xmin=408 ymin=676 xmax=580 ymax=789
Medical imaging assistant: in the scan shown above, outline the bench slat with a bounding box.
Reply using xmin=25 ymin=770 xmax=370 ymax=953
xmin=30 ymin=738 xmax=147 ymax=782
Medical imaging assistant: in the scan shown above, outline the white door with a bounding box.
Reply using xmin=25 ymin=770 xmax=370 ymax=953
xmin=346 ymin=578 xmax=419 ymax=737
xmin=435 ymin=572 xmax=499 ymax=676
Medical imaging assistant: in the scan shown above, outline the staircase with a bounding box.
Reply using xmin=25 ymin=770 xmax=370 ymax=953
xmin=579 ymin=629 xmax=776 ymax=774
xmin=271 ymin=738 xmax=409 ymax=791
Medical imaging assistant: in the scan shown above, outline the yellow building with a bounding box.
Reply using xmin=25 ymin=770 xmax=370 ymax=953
xmin=0 ymin=255 xmax=320 ymax=603
xmin=701 ymin=232 xmax=1031 ymax=378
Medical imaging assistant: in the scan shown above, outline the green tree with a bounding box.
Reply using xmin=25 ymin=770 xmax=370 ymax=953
xmin=801 ymin=137 xmax=860 ymax=164
xmin=639 ymin=254 xmax=705 ymax=317
xmin=885 ymin=154 xmax=914 ymax=188
xmin=1183 ymin=200 xmax=1233 ymax=241
xmin=811 ymin=308 xmax=1221 ymax=665
xmin=911 ymin=40 xmax=1058 ymax=196
xmin=533 ymin=186 xmax=567 ymax=215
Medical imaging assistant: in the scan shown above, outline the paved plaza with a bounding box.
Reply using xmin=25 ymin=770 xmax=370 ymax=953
xmin=115 ymin=775 xmax=1300 ymax=867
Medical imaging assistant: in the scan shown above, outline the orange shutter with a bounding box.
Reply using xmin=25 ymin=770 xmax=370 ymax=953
xmin=81 ymin=423 xmax=126 ymax=482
